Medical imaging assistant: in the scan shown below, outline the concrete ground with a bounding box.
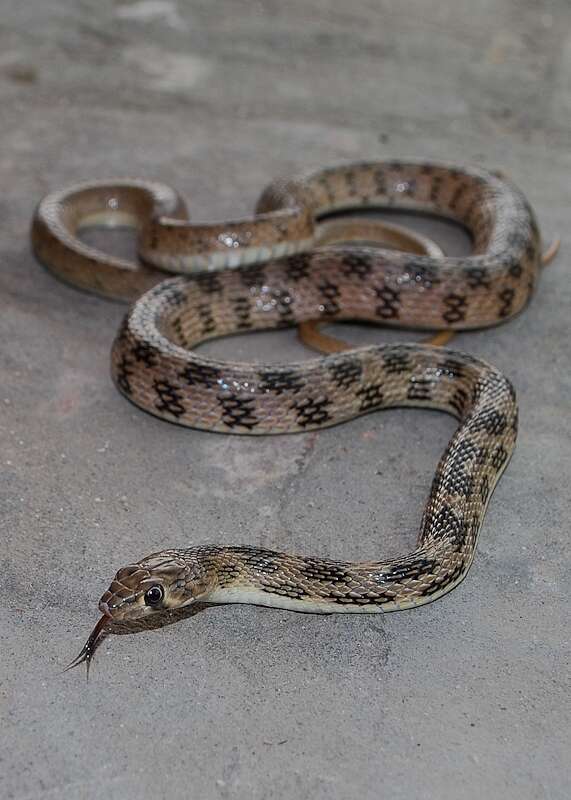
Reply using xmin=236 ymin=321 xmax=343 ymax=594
xmin=1 ymin=1 xmax=570 ymax=798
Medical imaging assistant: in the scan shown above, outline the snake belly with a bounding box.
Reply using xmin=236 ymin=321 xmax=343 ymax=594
xmin=103 ymin=160 xmax=535 ymax=612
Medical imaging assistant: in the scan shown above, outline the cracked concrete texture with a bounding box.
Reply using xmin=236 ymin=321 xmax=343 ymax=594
xmin=1 ymin=1 xmax=570 ymax=798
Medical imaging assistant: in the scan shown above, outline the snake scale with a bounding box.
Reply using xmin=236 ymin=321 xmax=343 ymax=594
xmin=34 ymin=161 xmax=545 ymax=672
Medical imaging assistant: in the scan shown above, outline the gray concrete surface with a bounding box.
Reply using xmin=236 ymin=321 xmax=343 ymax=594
xmin=1 ymin=1 xmax=570 ymax=798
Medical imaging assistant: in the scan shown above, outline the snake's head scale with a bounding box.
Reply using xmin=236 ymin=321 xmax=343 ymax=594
xmin=66 ymin=549 xmax=216 ymax=676
xmin=98 ymin=550 xmax=215 ymax=621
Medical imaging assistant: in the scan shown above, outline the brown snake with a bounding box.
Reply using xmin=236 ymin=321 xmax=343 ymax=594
xmin=32 ymin=161 xmax=557 ymax=673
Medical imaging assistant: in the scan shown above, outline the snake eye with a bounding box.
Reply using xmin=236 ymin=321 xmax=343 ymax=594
xmin=144 ymin=585 xmax=164 ymax=607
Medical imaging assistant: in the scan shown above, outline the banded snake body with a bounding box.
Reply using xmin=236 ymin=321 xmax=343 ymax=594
xmin=32 ymin=161 xmax=550 ymax=672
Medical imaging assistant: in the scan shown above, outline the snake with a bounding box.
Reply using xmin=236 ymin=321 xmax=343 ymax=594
xmin=34 ymin=160 xmax=553 ymax=674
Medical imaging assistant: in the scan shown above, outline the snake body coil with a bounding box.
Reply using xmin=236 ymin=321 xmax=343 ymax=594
xmin=43 ymin=161 xmax=543 ymax=669
xmin=102 ymin=345 xmax=517 ymax=616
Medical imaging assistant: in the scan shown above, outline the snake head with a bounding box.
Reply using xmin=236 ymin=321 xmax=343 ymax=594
xmin=98 ymin=551 xmax=216 ymax=621
xmin=66 ymin=548 xmax=218 ymax=675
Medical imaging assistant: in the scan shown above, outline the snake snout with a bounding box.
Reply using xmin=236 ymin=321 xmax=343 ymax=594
xmin=98 ymin=599 xmax=113 ymax=618
xmin=97 ymin=563 xmax=152 ymax=618
xmin=98 ymin=582 xmax=140 ymax=618
xmin=98 ymin=588 xmax=125 ymax=618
